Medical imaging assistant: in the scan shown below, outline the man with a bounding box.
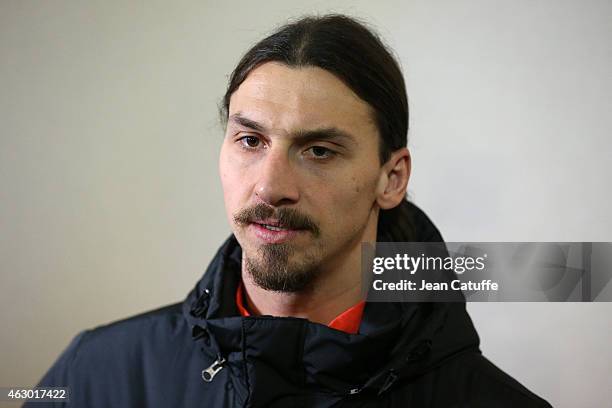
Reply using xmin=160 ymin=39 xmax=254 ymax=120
xmin=28 ymin=15 xmax=551 ymax=407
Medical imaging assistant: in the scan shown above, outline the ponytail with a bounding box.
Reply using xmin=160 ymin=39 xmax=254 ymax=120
xmin=377 ymin=199 xmax=443 ymax=243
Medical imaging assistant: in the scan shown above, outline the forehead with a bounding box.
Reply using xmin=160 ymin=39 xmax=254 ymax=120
xmin=228 ymin=62 xmax=377 ymax=136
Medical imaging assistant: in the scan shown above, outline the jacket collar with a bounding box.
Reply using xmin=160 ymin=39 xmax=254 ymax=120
xmin=182 ymin=235 xmax=480 ymax=398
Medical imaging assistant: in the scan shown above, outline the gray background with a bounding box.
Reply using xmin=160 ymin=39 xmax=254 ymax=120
xmin=1 ymin=1 xmax=610 ymax=407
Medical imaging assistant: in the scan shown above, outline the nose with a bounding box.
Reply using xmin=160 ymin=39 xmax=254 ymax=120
xmin=254 ymin=148 xmax=300 ymax=207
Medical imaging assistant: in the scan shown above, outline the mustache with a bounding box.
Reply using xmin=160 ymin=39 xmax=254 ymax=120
xmin=233 ymin=204 xmax=320 ymax=237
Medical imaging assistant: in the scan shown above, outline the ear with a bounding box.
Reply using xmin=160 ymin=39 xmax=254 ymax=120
xmin=376 ymin=148 xmax=411 ymax=210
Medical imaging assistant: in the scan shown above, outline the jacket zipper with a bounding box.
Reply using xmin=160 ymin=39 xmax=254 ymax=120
xmin=201 ymin=355 xmax=226 ymax=382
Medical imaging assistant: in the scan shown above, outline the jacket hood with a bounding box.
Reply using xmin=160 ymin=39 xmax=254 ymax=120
xmin=182 ymin=220 xmax=480 ymax=402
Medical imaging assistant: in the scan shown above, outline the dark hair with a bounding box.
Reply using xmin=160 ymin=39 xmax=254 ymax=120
xmin=221 ymin=14 xmax=416 ymax=242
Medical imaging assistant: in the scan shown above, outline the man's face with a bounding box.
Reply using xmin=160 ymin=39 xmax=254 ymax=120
xmin=219 ymin=61 xmax=384 ymax=292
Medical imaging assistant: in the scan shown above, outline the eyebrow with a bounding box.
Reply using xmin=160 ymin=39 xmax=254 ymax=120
xmin=228 ymin=112 xmax=357 ymax=145
xmin=228 ymin=113 xmax=266 ymax=133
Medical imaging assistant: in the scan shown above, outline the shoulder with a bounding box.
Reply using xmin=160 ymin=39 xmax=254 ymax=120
xmin=36 ymin=302 xmax=192 ymax=387
xmin=79 ymin=302 xmax=186 ymax=349
xmin=71 ymin=302 xmax=192 ymax=369
xmin=30 ymin=303 xmax=202 ymax=407
xmin=430 ymin=351 xmax=552 ymax=407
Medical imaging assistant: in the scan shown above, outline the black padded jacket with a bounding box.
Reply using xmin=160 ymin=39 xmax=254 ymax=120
xmin=27 ymin=204 xmax=552 ymax=407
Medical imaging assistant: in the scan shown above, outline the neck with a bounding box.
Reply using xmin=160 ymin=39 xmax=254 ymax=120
xmin=240 ymin=216 xmax=377 ymax=326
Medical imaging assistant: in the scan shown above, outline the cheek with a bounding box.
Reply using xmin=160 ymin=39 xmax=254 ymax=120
xmin=219 ymin=142 xmax=256 ymax=191
xmin=219 ymin=148 xmax=245 ymax=215
xmin=317 ymin=174 xmax=378 ymax=230
xmin=345 ymin=170 xmax=379 ymax=201
xmin=219 ymin=154 xmax=232 ymax=199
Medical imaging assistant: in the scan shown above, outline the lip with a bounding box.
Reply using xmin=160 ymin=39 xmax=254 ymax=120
xmin=248 ymin=222 xmax=304 ymax=244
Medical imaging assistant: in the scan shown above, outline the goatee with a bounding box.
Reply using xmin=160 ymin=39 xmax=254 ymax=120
xmin=244 ymin=242 xmax=321 ymax=293
xmin=234 ymin=203 xmax=322 ymax=292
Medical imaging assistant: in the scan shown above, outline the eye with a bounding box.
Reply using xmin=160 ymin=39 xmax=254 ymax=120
xmin=305 ymin=146 xmax=336 ymax=160
xmin=237 ymin=135 xmax=261 ymax=149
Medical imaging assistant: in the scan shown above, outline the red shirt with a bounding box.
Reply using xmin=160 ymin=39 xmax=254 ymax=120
xmin=236 ymin=281 xmax=365 ymax=334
